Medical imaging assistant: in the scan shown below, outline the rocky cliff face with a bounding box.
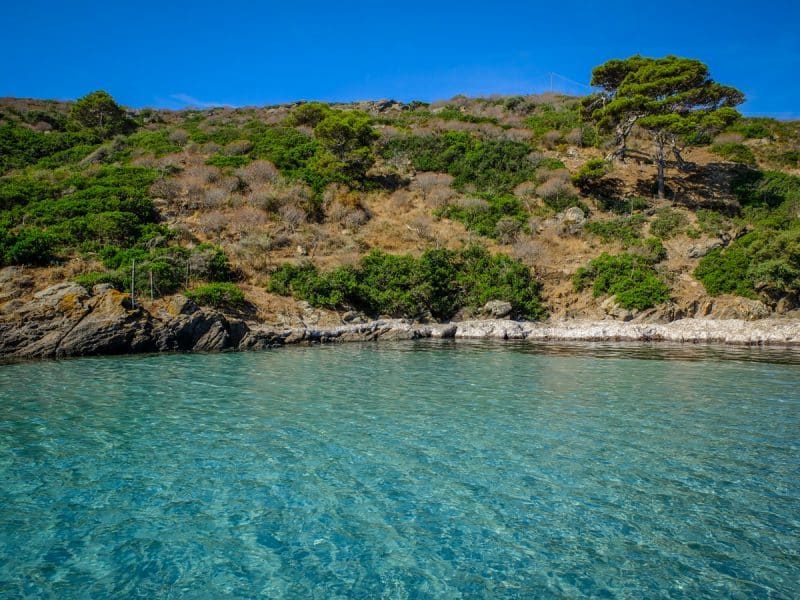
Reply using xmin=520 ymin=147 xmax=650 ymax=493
xmin=2 ymin=277 xmax=800 ymax=362
xmin=0 ymin=276 xmax=289 ymax=359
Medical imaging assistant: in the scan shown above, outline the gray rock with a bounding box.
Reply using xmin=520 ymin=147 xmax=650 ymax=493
xmin=56 ymin=290 xmax=156 ymax=357
xmin=91 ymin=283 xmax=116 ymax=295
xmin=0 ymin=282 xmax=92 ymax=358
xmin=776 ymin=295 xmax=797 ymax=314
xmin=556 ymin=207 xmax=586 ymax=235
xmin=601 ymin=297 xmax=636 ymax=321
xmin=154 ymin=297 xmax=237 ymax=352
xmin=342 ymin=310 xmax=367 ymax=324
xmin=0 ymin=285 xmax=248 ymax=359
xmin=707 ymin=296 xmax=771 ymax=321
xmin=688 ymin=238 xmax=724 ymax=258
xmin=482 ymin=300 xmax=513 ymax=318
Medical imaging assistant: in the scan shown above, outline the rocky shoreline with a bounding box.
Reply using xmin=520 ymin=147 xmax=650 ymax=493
xmin=2 ymin=281 xmax=800 ymax=361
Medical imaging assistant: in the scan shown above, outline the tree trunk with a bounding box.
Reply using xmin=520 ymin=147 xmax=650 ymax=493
xmin=604 ymin=115 xmax=639 ymax=162
xmin=656 ymin=138 xmax=666 ymax=199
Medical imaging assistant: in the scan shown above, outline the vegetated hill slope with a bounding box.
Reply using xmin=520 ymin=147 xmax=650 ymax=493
xmin=1 ymin=91 xmax=799 ymax=327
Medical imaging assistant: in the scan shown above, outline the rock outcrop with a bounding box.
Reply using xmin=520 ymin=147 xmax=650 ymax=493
xmin=0 ymin=282 xmax=254 ymax=359
xmin=2 ymin=281 xmax=800 ymax=361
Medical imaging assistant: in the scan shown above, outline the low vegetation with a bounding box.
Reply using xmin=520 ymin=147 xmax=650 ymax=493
xmin=574 ymin=241 xmax=669 ymax=310
xmin=268 ymin=246 xmax=546 ymax=320
xmin=186 ymin=282 xmax=245 ymax=309
xmin=694 ymin=170 xmax=800 ymax=301
xmin=1 ymin=58 xmax=799 ymax=322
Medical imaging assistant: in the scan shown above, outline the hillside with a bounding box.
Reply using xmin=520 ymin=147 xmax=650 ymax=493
xmin=1 ymin=88 xmax=800 ymax=337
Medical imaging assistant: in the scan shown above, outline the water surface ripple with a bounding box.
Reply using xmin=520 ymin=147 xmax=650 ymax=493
xmin=1 ymin=342 xmax=799 ymax=598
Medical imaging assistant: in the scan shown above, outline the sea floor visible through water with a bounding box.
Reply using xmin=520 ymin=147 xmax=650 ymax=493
xmin=1 ymin=341 xmax=799 ymax=598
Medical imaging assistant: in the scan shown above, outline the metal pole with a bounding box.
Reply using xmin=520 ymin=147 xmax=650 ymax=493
xmin=131 ymin=259 xmax=136 ymax=308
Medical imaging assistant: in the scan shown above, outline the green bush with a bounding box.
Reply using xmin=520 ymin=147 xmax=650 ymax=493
xmin=695 ymin=228 xmax=800 ymax=299
xmin=69 ymin=90 xmax=134 ymax=138
xmin=206 ymin=154 xmax=251 ymax=168
xmin=731 ymin=169 xmax=800 ymax=210
xmin=695 ymin=209 xmax=730 ymax=237
xmin=585 ymin=214 xmax=645 ymax=246
xmin=3 ymin=227 xmax=59 ymax=265
xmin=0 ymin=174 xmax=58 ymax=210
xmin=525 ymin=102 xmax=580 ymax=138
xmin=126 ymin=130 xmax=181 ymax=157
xmin=186 ymin=282 xmax=245 ymax=309
xmin=728 ymin=118 xmax=774 ymax=140
xmin=313 ymin=110 xmax=379 ymax=178
xmin=600 ymin=196 xmax=650 ymax=214
xmin=571 ymin=158 xmax=609 ymax=189
xmin=250 ymin=126 xmax=319 ymax=173
xmin=73 ymin=271 xmax=125 ymax=290
xmin=96 ymin=243 xmax=236 ymax=298
xmin=0 ymin=124 xmax=99 ymax=173
xmin=436 ymin=194 xmax=527 ymax=238
xmin=763 ymin=148 xmax=800 ymax=169
xmin=574 ymin=252 xmax=670 ymax=310
xmin=289 ymin=102 xmax=333 ymax=127
xmin=649 ymin=208 xmax=688 ymax=239
xmin=436 ymin=106 xmax=498 ymax=125
xmin=451 ymin=140 xmax=539 ymax=193
xmin=710 ymin=142 xmax=757 ymax=165
xmin=383 ymin=133 xmax=547 ymax=194
xmin=268 ymin=246 xmax=546 ymax=320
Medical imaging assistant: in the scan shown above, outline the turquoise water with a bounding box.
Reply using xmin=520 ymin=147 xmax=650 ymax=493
xmin=1 ymin=342 xmax=799 ymax=598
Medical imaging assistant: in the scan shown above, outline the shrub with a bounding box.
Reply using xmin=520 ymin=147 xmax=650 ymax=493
xmin=695 ymin=209 xmax=730 ymax=237
xmin=268 ymin=262 xmax=356 ymax=309
xmin=268 ymin=246 xmax=546 ymax=320
xmin=69 ymin=90 xmax=133 ymax=138
xmin=437 ymin=194 xmax=527 ymax=239
xmin=728 ymin=118 xmax=774 ymax=140
xmin=710 ymin=142 xmax=757 ymax=165
xmin=525 ymin=102 xmax=580 ymax=139
xmin=571 ymin=158 xmax=610 ymax=189
xmin=452 ymin=139 xmax=539 ymax=193
xmin=250 ymin=127 xmax=319 ymax=173
xmin=73 ymin=271 xmax=125 ymax=290
xmin=649 ymin=208 xmax=688 ymax=239
xmin=186 ymin=282 xmax=245 ymax=309
xmin=694 ymin=245 xmax=757 ymax=298
xmin=313 ymin=110 xmax=379 ymax=178
xmin=206 ymin=154 xmax=251 ymax=168
xmin=495 ymin=217 xmax=522 ymax=243
xmin=96 ymin=243 xmax=236 ymax=298
xmin=585 ymin=214 xmax=645 ymax=246
xmin=0 ymin=125 xmax=99 ymax=173
xmin=0 ymin=174 xmax=58 ymax=210
xmin=290 ymin=102 xmax=332 ymax=127
xmin=126 ymin=130 xmax=181 ymax=157
xmin=436 ymin=105 xmax=498 ymax=125
xmin=3 ymin=227 xmax=59 ymax=265
xmin=743 ymin=170 xmax=800 ymax=208
xmin=383 ymin=133 xmax=546 ymax=195
xmin=574 ymin=252 xmax=670 ymax=310
xmin=224 ymin=140 xmax=253 ymax=156
xmin=236 ymin=160 xmax=279 ymax=186
xmin=695 ymin=228 xmax=800 ymax=299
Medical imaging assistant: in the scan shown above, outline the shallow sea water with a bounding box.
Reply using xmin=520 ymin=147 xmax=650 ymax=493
xmin=1 ymin=341 xmax=799 ymax=598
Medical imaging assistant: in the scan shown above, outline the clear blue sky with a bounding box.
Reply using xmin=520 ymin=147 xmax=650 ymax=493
xmin=2 ymin=1 xmax=798 ymax=118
